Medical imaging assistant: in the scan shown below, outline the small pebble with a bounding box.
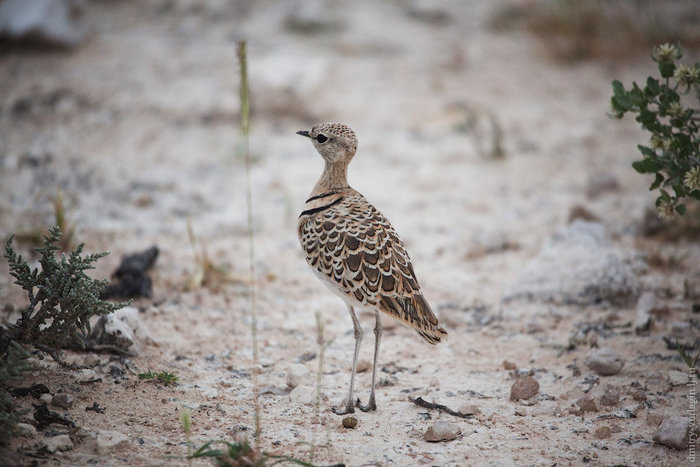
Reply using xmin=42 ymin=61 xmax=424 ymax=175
xmin=52 ymin=393 xmax=74 ymax=409
xmin=286 ymin=363 xmax=310 ymax=389
xmin=597 ymin=384 xmax=620 ymax=407
xmin=457 ymin=403 xmax=480 ymax=416
xmin=16 ymin=423 xmax=37 ymax=438
xmin=423 ymin=421 xmax=461 ymax=442
xmin=510 ymin=376 xmax=539 ymax=401
xmin=584 ymin=347 xmax=624 ymax=376
xmin=96 ymin=430 xmax=128 ymax=454
xmin=355 ymin=359 xmax=371 ymax=373
xmin=595 ymin=426 xmax=611 ymax=439
xmin=576 ymin=395 xmax=599 ymax=413
xmin=289 ymin=385 xmax=316 ymax=405
xmin=610 ymin=424 xmax=622 ymax=433
xmin=342 ymin=416 xmax=357 ymax=429
xmin=668 ymin=370 xmax=689 ymax=386
xmin=503 ymin=360 xmax=517 ymax=370
xmin=646 ymin=413 xmax=663 ymax=427
xmin=40 ymin=393 xmax=53 ymax=404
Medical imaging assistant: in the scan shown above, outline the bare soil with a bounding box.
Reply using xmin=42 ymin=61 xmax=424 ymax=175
xmin=1 ymin=1 xmax=698 ymax=466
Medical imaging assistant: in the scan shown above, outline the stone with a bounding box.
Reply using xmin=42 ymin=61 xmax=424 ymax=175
xmin=653 ymin=416 xmax=691 ymax=450
xmin=576 ymin=395 xmax=599 ymax=413
xmin=44 ymin=434 xmax=73 ymax=453
xmin=341 ymin=416 xmax=357 ymax=429
xmin=584 ymin=347 xmax=624 ymax=376
xmin=610 ymin=424 xmax=622 ymax=433
xmin=15 ymin=422 xmax=37 ymax=438
xmin=630 ymin=388 xmax=647 ymax=401
xmin=668 ymin=370 xmax=689 ymax=386
xmin=684 ymin=272 xmax=700 ymax=300
xmin=285 ymin=363 xmax=310 ymax=389
xmin=503 ymin=360 xmax=517 ymax=370
xmin=457 ymin=403 xmax=480 ymax=416
xmin=646 ymin=413 xmax=663 ymax=427
xmin=596 ymin=384 xmax=620 ymax=407
xmin=532 ymin=400 xmax=559 ymax=416
xmin=356 ymin=359 xmax=371 ymax=373
xmin=96 ymin=430 xmax=128 ymax=454
xmin=52 ymin=393 xmax=74 ymax=409
xmin=0 ymin=0 xmax=85 ymax=48
xmin=504 ymin=221 xmax=639 ymax=306
xmin=514 ymin=407 xmax=528 ymax=416
xmin=586 ymin=173 xmax=619 ymax=199
xmin=634 ymin=291 xmax=659 ymax=334
xmin=87 ymin=307 xmax=154 ymax=357
xmin=289 ymin=385 xmax=316 ymax=405
xmin=39 ymin=393 xmax=53 ymax=404
xmin=510 ymin=376 xmax=539 ymax=401
xmin=595 ymin=426 xmax=612 ymax=439
xmin=670 ymin=321 xmax=691 ymax=338
xmin=423 ymin=421 xmax=461 ymax=442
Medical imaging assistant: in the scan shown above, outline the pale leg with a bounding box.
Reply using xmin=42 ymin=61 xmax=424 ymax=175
xmin=333 ymin=305 xmax=362 ymax=415
xmin=357 ymin=310 xmax=381 ymax=412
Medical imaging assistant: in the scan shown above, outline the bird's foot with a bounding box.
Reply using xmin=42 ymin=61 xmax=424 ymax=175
xmin=355 ymin=395 xmax=376 ymax=412
xmin=331 ymin=399 xmax=355 ymax=415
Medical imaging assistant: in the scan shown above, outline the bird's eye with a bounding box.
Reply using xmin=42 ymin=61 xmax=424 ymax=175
xmin=316 ymin=134 xmax=328 ymax=143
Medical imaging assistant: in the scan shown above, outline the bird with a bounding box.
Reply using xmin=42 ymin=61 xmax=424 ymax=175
xmin=296 ymin=122 xmax=447 ymax=415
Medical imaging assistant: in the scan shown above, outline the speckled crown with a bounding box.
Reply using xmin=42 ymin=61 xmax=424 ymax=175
xmin=311 ymin=123 xmax=357 ymax=146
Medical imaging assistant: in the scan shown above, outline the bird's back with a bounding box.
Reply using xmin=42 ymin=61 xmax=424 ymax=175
xmin=298 ymin=187 xmax=447 ymax=344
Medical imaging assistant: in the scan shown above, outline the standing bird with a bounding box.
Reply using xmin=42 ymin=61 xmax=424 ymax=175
xmin=297 ymin=123 xmax=447 ymax=415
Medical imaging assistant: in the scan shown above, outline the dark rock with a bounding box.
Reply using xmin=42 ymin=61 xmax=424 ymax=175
xmin=0 ymin=0 xmax=85 ymax=48
xmin=595 ymin=426 xmax=612 ymax=439
xmin=597 ymin=384 xmax=621 ymax=407
xmin=341 ymin=416 xmax=357 ymax=429
xmin=576 ymin=395 xmax=599 ymax=413
xmin=10 ymin=383 xmax=50 ymax=399
xmin=510 ymin=376 xmax=539 ymax=401
xmin=584 ymin=347 xmax=625 ymax=376
xmin=101 ymin=246 xmax=159 ymax=299
xmin=503 ymin=360 xmax=517 ymax=370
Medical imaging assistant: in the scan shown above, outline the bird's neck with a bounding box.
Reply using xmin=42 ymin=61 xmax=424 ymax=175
xmin=311 ymin=160 xmax=349 ymax=196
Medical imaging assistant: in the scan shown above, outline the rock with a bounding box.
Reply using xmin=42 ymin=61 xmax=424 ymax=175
xmin=100 ymin=246 xmax=159 ymax=299
xmin=423 ymin=421 xmax=461 ymax=442
xmin=356 ymin=359 xmax=371 ymax=373
xmin=568 ymin=205 xmax=598 ymax=223
xmin=503 ymin=360 xmax=517 ymax=370
xmin=504 ymin=221 xmax=639 ymax=306
xmin=95 ymin=430 xmax=128 ymax=454
xmin=39 ymin=393 xmax=53 ymax=404
xmin=341 ymin=416 xmax=357 ymax=429
xmin=596 ymin=384 xmax=620 ymax=407
xmin=15 ymin=422 xmax=37 ymax=438
xmin=668 ymin=370 xmax=689 ymax=386
xmin=634 ymin=291 xmax=664 ymax=334
xmin=646 ymin=413 xmax=663 ymax=427
xmin=514 ymin=407 xmax=528 ymax=416
xmin=576 ymin=395 xmax=599 ymax=413
xmin=586 ymin=173 xmax=619 ymax=199
xmin=510 ymin=376 xmax=539 ymax=401
xmin=44 ymin=434 xmax=73 ymax=453
xmin=584 ymin=347 xmax=624 ymax=376
xmin=532 ymin=400 xmax=559 ymax=416
xmin=653 ymin=416 xmax=691 ymax=450
xmin=0 ymin=0 xmax=84 ymax=48
xmin=285 ymin=363 xmax=310 ymax=389
xmin=595 ymin=426 xmax=612 ymax=439
xmin=289 ymin=385 xmax=316 ymax=405
xmin=670 ymin=321 xmax=691 ymax=338
xmin=52 ymin=393 xmax=74 ymax=409
xmin=684 ymin=272 xmax=700 ymax=300
xmin=87 ymin=307 xmax=154 ymax=357
xmin=611 ymin=424 xmax=622 ymax=433
xmin=457 ymin=403 xmax=480 ymax=416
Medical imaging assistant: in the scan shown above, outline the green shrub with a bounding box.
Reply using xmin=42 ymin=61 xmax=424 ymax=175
xmin=610 ymin=43 xmax=700 ymax=218
xmin=4 ymin=227 xmax=122 ymax=350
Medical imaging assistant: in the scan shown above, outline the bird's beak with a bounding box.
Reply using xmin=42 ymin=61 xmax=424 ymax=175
xmin=296 ymin=130 xmax=311 ymax=138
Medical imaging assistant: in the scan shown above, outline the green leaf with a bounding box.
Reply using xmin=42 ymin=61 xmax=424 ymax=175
xmin=612 ymin=95 xmax=632 ymax=111
xmin=675 ymin=203 xmax=686 ymax=215
xmin=650 ymin=173 xmax=664 ymax=190
xmin=632 ymin=158 xmax=663 ymax=173
xmin=612 ymin=80 xmax=625 ymax=96
xmin=637 ymin=109 xmax=656 ymax=126
xmin=637 ymin=145 xmax=655 ymax=157
xmin=645 ymin=77 xmax=660 ymax=95
xmin=689 ymin=190 xmax=700 ymax=200
xmin=659 ymin=61 xmax=676 ymax=78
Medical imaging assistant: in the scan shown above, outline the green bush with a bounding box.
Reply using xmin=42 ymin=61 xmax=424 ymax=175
xmin=4 ymin=227 xmax=122 ymax=350
xmin=610 ymin=43 xmax=700 ymax=218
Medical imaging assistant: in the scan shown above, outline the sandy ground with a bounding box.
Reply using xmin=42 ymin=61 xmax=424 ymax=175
xmin=1 ymin=1 xmax=699 ymax=466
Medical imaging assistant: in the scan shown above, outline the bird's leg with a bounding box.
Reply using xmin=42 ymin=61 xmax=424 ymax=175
xmin=333 ymin=305 xmax=362 ymax=415
xmin=357 ymin=310 xmax=381 ymax=412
